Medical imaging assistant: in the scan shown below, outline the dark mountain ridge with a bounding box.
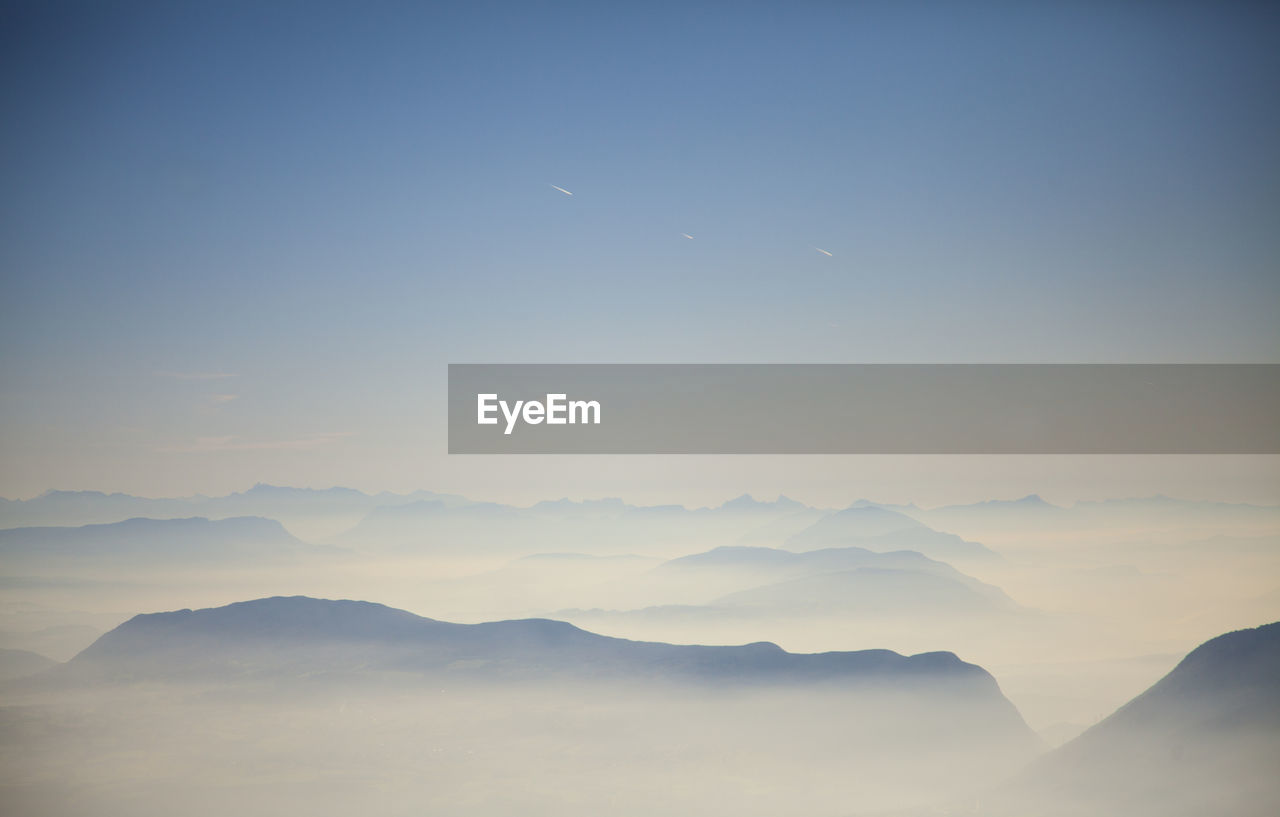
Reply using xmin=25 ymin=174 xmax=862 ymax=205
xmin=65 ymin=596 xmax=1019 ymax=696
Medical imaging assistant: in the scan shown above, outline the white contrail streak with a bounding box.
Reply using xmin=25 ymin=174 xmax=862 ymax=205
xmin=549 ymin=184 xmax=574 ymax=196
xmin=814 ymin=247 xmax=833 ymax=257
xmin=681 ymin=233 xmax=694 ymax=240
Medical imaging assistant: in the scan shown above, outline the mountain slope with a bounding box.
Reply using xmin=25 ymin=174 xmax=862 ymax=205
xmin=992 ymin=621 xmax=1280 ymax=817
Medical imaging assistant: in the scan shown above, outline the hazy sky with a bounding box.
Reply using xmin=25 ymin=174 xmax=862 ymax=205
xmin=2 ymin=1 xmax=1278 ymax=501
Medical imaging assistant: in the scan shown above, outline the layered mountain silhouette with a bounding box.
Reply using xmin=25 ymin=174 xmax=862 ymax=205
xmin=6 ymin=486 xmax=1275 ymax=562
xmin=784 ymin=506 xmax=997 ymax=561
xmin=657 ymin=544 xmax=1008 ymax=600
xmin=557 ymin=545 xmax=1015 ymax=629
xmin=989 ymin=621 xmax=1280 ymax=816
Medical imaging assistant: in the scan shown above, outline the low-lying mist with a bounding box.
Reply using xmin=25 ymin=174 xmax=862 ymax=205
xmin=1 ymin=677 xmax=1033 ymax=817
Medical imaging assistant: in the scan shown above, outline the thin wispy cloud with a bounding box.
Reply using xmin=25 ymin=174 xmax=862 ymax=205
xmin=154 ymin=371 xmax=239 ymax=380
xmin=156 ymin=432 xmax=353 ymax=454
xmin=209 ymin=394 xmax=239 ymax=404
xmin=549 ymin=184 xmax=573 ymax=196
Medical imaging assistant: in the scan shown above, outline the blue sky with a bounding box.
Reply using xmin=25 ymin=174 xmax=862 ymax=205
xmin=2 ymin=1 xmax=1278 ymax=500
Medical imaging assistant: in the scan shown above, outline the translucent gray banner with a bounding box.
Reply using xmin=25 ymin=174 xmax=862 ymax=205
xmin=447 ymin=364 xmax=1280 ymax=454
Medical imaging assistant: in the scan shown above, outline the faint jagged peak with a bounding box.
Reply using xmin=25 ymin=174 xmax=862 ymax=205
xmin=719 ymin=494 xmax=805 ymax=512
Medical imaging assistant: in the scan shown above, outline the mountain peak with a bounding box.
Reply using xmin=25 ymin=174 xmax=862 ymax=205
xmin=244 ymin=483 xmax=364 ymax=497
xmin=718 ymin=494 xmax=804 ymax=511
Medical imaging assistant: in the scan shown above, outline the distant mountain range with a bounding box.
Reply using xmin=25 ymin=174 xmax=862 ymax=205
xmin=6 ymin=486 xmax=1275 ymax=532
xmin=0 ymin=516 xmax=340 ymax=569
xmin=898 ymin=494 xmax=1280 ymax=543
xmin=0 ymin=485 xmax=469 ymax=538
xmin=7 ymin=486 xmax=1273 ymax=563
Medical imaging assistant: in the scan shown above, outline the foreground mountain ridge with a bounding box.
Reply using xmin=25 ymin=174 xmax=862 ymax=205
xmin=66 ymin=595 xmax=1019 ymax=694
xmin=985 ymin=620 xmax=1280 ymax=817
